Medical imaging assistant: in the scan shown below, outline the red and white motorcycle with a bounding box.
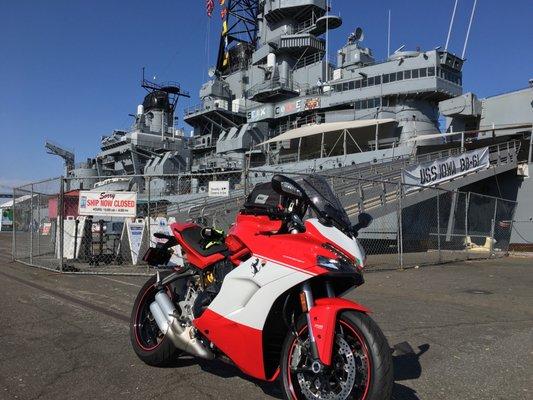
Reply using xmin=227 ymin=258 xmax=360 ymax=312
xmin=130 ymin=174 xmax=393 ymax=400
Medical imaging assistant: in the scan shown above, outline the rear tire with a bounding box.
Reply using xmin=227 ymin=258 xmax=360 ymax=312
xmin=129 ymin=273 xmax=181 ymax=366
xmin=280 ymin=311 xmax=393 ymax=400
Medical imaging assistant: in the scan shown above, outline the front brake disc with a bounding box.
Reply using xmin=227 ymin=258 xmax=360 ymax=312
xmin=297 ymin=335 xmax=356 ymax=400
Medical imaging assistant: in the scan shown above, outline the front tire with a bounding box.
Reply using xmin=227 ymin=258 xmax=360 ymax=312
xmin=280 ymin=311 xmax=393 ymax=400
xmin=129 ymin=272 xmax=181 ymax=366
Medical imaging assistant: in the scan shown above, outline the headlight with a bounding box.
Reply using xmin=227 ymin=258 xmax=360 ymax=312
xmin=317 ymin=255 xmax=341 ymax=270
xmin=317 ymin=255 xmax=356 ymax=272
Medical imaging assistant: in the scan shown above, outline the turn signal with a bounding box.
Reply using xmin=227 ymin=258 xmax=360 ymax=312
xmin=299 ymin=291 xmax=308 ymax=312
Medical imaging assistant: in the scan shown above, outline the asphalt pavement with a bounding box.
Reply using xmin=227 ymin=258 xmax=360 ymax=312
xmin=0 ymin=232 xmax=531 ymax=399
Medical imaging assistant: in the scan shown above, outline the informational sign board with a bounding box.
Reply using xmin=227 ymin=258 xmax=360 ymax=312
xmin=127 ymin=221 xmax=145 ymax=265
xmin=78 ymin=191 xmax=137 ymax=217
xmin=402 ymin=147 xmax=489 ymax=189
xmin=208 ymin=181 xmax=230 ymax=197
xmin=0 ymin=208 xmax=13 ymax=231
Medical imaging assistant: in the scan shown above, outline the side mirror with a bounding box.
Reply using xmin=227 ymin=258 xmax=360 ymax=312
xmin=271 ymin=175 xmax=304 ymax=200
xmin=357 ymin=212 xmax=373 ymax=229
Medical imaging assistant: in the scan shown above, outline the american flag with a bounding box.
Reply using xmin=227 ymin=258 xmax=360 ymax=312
xmin=206 ymin=0 xmax=215 ymax=17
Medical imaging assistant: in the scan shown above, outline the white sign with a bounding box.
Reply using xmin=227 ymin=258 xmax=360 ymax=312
xmin=41 ymin=222 xmax=51 ymax=236
xmin=78 ymin=191 xmax=137 ymax=217
xmin=208 ymin=181 xmax=230 ymax=197
xmin=56 ymin=217 xmax=86 ymax=259
xmin=127 ymin=221 xmax=145 ymax=265
xmin=402 ymin=147 xmax=490 ymax=189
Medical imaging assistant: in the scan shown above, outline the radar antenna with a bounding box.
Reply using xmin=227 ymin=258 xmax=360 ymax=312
xmin=140 ymin=67 xmax=190 ymax=110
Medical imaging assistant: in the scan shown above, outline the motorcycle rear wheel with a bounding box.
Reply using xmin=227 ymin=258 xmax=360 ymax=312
xmin=129 ymin=272 xmax=181 ymax=366
xmin=280 ymin=311 xmax=393 ymax=400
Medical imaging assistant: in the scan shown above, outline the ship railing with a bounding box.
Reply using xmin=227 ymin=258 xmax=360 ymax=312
xmin=246 ymin=76 xmax=299 ymax=99
xmin=323 ymin=139 xmax=522 ymax=200
xmin=294 ymin=16 xmax=317 ymax=34
xmin=184 ymin=101 xmax=246 ymax=117
xmin=293 ymin=52 xmax=321 ymax=70
xmin=270 ymin=114 xmax=323 ymax=137
xmin=184 ymin=103 xmax=208 ymax=116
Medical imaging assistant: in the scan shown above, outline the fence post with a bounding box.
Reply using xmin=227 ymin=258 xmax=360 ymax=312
xmin=243 ymin=155 xmax=250 ymax=197
xmin=465 ymin=192 xmax=470 ymax=259
xmin=12 ymin=187 xmax=16 ymax=261
xmin=147 ymin=176 xmax=151 ymax=241
xmin=37 ymin=193 xmax=41 ymax=257
xmin=437 ymin=190 xmax=442 ymax=263
xmin=30 ymin=183 xmax=34 ymax=264
xmin=59 ymin=177 xmax=65 ymax=272
xmin=397 ymin=182 xmax=404 ymax=269
xmin=489 ymin=198 xmax=497 ymax=257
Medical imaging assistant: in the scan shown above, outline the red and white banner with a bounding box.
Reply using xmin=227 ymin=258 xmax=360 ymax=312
xmin=78 ymin=191 xmax=137 ymax=218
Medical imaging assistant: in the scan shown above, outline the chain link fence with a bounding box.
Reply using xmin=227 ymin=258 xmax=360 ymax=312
xmin=11 ymin=168 xmax=517 ymax=275
xmin=12 ymin=177 xmax=62 ymax=271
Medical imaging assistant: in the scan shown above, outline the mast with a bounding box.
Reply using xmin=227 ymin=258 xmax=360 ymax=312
xmin=462 ymin=0 xmax=478 ymax=59
xmin=216 ymin=0 xmax=260 ymax=74
xmin=387 ymin=9 xmax=391 ymax=58
xmin=445 ymin=0 xmax=459 ymax=51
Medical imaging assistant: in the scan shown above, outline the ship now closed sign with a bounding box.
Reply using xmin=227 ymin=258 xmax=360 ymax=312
xmin=78 ymin=191 xmax=137 ymax=217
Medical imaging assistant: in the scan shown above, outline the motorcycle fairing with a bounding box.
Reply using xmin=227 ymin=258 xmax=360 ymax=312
xmin=309 ymin=297 xmax=370 ymax=366
xmin=194 ymin=308 xmax=265 ymax=378
xmin=193 ymin=216 xmax=369 ymax=379
xmin=193 ymin=256 xmax=315 ymax=380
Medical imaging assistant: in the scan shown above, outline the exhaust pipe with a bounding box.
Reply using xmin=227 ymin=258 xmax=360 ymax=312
xmin=149 ymin=291 xmax=214 ymax=360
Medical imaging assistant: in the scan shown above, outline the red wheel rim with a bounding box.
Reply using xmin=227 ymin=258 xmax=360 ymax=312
xmin=133 ymin=284 xmax=164 ymax=352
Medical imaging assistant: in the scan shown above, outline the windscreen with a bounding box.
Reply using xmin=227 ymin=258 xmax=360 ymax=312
xmin=300 ymin=174 xmax=352 ymax=231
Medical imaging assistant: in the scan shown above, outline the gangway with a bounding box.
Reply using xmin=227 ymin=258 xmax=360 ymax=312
xmin=155 ymin=139 xmax=522 ymax=229
xmin=329 ymin=139 xmax=522 ymax=219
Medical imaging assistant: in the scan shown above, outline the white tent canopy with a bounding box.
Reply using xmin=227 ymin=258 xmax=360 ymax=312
xmin=0 ymin=195 xmax=32 ymax=209
xmin=258 ymin=119 xmax=397 ymax=146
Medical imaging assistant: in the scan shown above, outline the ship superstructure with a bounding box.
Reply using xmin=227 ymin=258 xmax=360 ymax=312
xmin=46 ymin=1 xmax=532 ymax=242
xmin=184 ymin=0 xmax=465 ymax=172
xmin=65 ymin=77 xmax=191 ymax=192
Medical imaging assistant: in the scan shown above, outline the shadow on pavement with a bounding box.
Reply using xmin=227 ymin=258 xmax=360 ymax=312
xmin=393 ymin=383 xmax=420 ymax=400
xmin=391 ymin=341 xmax=430 ymax=400
xmin=165 ymin=341 xmax=429 ymax=399
xmin=197 ymin=358 xmax=283 ymax=399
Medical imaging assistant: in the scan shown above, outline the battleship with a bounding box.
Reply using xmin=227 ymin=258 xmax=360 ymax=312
xmin=46 ymin=0 xmax=533 ymax=245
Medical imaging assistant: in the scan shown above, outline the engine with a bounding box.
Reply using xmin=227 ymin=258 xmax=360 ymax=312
xmin=191 ymin=259 xmax=233 ymax=319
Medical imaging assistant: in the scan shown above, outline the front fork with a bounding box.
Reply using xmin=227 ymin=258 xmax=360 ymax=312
xmin=300 ymin=281 xmax=335 ymax=369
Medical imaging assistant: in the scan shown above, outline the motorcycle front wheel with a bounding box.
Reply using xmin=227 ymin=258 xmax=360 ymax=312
xmin=280 ymin=311 xmax=393 ymax=400
xmin=129 ymin=272 xmax=181 ymax=366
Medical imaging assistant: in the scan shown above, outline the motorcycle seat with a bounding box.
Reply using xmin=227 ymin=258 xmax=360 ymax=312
xmin=179 ymin=225 xmax=228 ymax=257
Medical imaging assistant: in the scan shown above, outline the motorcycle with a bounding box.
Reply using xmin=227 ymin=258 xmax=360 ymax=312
xmin=130 ymin=174 xmax=393 ymax=400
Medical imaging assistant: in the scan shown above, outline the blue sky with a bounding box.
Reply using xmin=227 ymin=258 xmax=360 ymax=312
xmin=1 ymin=0 xmax=531 ymax=189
